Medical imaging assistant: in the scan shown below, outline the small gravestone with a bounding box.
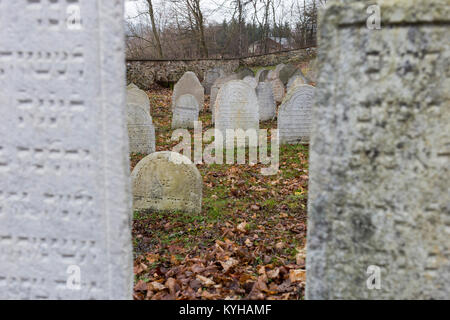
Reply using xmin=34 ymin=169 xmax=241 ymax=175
xmin=271 ymin=78 xmax=285 ymax=103
xmin=255 ymin=69 xmax=269 ymax=83
xmin=267 ymin=69 xmax=278 ymax=81
xmin=127 ymin=86 xmax=151 ymax=114
xmin=131 ymin=151 xmax=202 ymax=214
xmin=210 ymin=74 xmax=239 ymax=122
xmin=172 ymin=71 xmax=204 ymax=110
xmin=215 ymin=80 xmax=259 ymax=145
xmin=203 ymin=67 xmax=225 ymax=95
xmin=127 ymin=104 xmax=156 ymax=154
xmin=0 ymin=1 xmax=132 ymax=299
xmin=307 ymin=0 xmax=450 ymax=300
xmin=172 ymin=94 xmax=199 ymax=129
xmin=243 ymin=76 xmax=258 ymax=89
xmin=279 ymin=64 xmax=300 ymax=85
xmin=256 ymin=82 xmax=276 ymax=121
xmin=237 ymin=68 xmax=254 ymax=79
xmin=278 ymin=84 xmax=314 ymax=144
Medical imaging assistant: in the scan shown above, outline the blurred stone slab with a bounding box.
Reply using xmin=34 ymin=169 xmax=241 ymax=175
xmin=172 ymin=71 xmax=204 ymax=111
xmin=172 ymin=94 xmax=199 ymax=129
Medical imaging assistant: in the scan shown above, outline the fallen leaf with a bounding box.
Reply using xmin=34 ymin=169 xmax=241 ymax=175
xmin=289 ymin=269 xmax=306 ymax=283
xmin=196 ymin=275 xmax=215 ymax=287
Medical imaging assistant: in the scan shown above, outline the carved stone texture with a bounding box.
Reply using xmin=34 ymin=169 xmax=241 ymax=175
xmin=131 ymin=152 xmax=202 ymax=214
xmin=172 ymin=94 xmax=199 ymax=129
xmin=278 ymin=84 xmax=314 ymax=144
xmin=127 ymin=104 xmax=156 ymax=154
xmin=0 ymin=1 xmax=132 ymax=299
xmin=172 ymin=71 xmax=204 ymax=110
xmin=210 ymin=74 xmax=239 ymax=123
xmin=307 ymin=0 xmax=450 ymax=300
xmin=215 ymin=80 xmax=259 ymax=146
xmin=243 ymin=76 xmax=258 ymax=89
xmin=256 ymin=82 xmax=276 ymax=121
xmin=271 ymin=78 xmax=285 ymax=103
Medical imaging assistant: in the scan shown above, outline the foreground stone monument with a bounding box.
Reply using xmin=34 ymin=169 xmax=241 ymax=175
xmin=0 ymin=1 xmax=132 ymax=299
xmin=256 ymin=82 xmax=276 ymax=121
xmin=127 ymin=104 xmax=156 ymax=154
xmin=307 ymin=0 xmax=450 ymax=299
xmin=172 ymin=71 xmax=204 ymax=110
xmin=215 ymin=80 xmax=259 ymax=145
xmin=172 ymin=94 xmax=199 ymax=129
xmin=278 ymin=84 xmax=314 ymax=144
xmin=131 ymin=152 xmax=202 ymax=214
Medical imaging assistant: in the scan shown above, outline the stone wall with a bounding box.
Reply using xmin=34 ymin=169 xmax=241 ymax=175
xmin=126 ymin=47 xmax=316 ymax=90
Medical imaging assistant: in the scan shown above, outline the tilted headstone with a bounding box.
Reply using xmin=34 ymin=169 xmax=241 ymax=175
xmin=172 ymin=94 xmax=199 ymax=129
xmin=172 ymin=71 xmax=204 ymax=110
xmin=0 ymin=1 xmax=132 ymax=299
xmin=256 ymin=82 xmax=276 ymax=121
xmin=131 ymin=152 xmax=202 ymax=214
xmin=215 ymin=80 xmax=259 ymax=145
xmin=278 ymin=84 xmax=314 ymax=144
xmin=307 ymin=0 xmax=450 ymax=299
xmin=279 ymin=64 xmax=300 ymax=85
xmin=236 ymin=68 xmax=254 ymax=79
xmin=127 ymin=104 xmax=156 ymax=154
xmin=203 ymin=67 xmax=225 ymax=95
xmin=127 ymin=86 xmax=151 ymax=114
xmin=271 ymin=78 xmax=285 ymax=104
xmin=243 ymin=76 xmax=258 ymax=89
xmin=210 ymin=74 xmax=239 ymax=123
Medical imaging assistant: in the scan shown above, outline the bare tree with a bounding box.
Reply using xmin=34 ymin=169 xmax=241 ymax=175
xmin=146 ymin=0 xmax=164 ymax=58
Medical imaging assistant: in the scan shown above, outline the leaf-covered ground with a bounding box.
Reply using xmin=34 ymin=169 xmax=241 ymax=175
xmin=132 ymin=83 xmax=309 ymax=300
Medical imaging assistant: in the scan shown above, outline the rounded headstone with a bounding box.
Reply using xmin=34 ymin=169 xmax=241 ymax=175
xmin=210 ymin=74 xmax=239 ymax=122
xmin=236 ymin=68 xmax=254 ymax=79
xmin=256 ymin=82 xmax=276 ymax=121
xmin=255 ymin=69 xmax=269 ymax=83
xmin=243 ymin=76 xmax=258 ymax=89
xmin=271 ymin=78 xmax=285 ymax=104
xmin=215 ymin=80 xmax=259 ymax=144
xmin=127 ymin=103 xmax=156 ymax=154
xmin=172 ymin=71 xmax=205 ymax=110
xmin=279 ymin=64 xmax=300 ymax=85
xmin=127 ymin=86 xmax=151 ymax=114
xmin=278 ymin=84 xmax=315 ymax=144
xmin=131 ymin=151 xmax=202 ymax=214
xmin=172 ymin=94 xmax=200 ymax=129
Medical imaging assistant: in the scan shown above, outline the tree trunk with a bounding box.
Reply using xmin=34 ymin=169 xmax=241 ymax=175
xmin=146 ymin=0 xmax=164 ymax=59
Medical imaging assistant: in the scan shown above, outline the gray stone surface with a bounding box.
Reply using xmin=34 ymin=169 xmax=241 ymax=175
xmin=127 ymin=86 xmax=151 ymax=114
xmin=278 ymin=84 xmax=314 ymax=144
xmin=307 ymin=0 xmax=450 ymax=300
xmin=215 ymin=80 xmax=259 ymax=144
xmin=172 ymin=94 xmax=199 ymax=129
xmin=131 ymin=152 xmax=202 ymax=214
xmin=256 ymin=69 xmax=269 ymax=83
xmin=287 ymin=75 xmax=306 ymax=92
xmin=256 ymin=82 xmax=276 ymax=121
xmin=127 ymin=104 xmax=156 ymax=154
xmin=236 ymin=68 xmax=254 ymax=79
xmin=243 ymin=76 xmax=258 ymax=89
xmin=172 ymin=71 xmax=204 ymax=110
xmin=210 ymin=74 xmax=239 ymax=122
xmin=278 ymin=64 xmax=299 ymax=85
xmin=271 ymin=78 xmax=285 ymax=103
xmin=203 ymin=67 xmax=225 ymax=95
xmin=306 ymin=59 xmax=317 ymax=83
xmin=0 ymin=1 xmax=132 ymax=299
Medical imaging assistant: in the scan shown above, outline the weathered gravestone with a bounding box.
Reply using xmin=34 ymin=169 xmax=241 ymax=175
xmin=172 ymin=94 xmax=199 ymax=129
xmin=287 ymin=75 xmax=306 ymax=92
xmin=278 ymin=84 xmax=314 ymax=144
xmin=255 ymin=69 xmax=269 ymax=83
xmin=278 ymin=64 xmax=299 ymax=85
xmin=243 ymin=76 xmax=258 ymax=89
xmin=236 ymin=67 xmax=254 ymax=79
xmin=256 ymin=82 xmax=276 ymax=121
xmin=210 ymin=74 xmax=239 ymax=123
xmin=203 ymin=67 xmax=225 ymax=95
xmin=127 ymin=85 xmax=151 ymax=114
xmin=215 ymin=80 xmax=259 ymax=146
xmin=172 ymin=71 xmax=204 ymax=111
xmin=0 ymin=1 xmax=132 ymax=299
xmin=307 ymin=0 xmax=450 ymax=300
xmin=271 ymin=78 xmax=285 ymax=104
xmin=131 ymin=151 xmax=202 ymax=214
xmin=127 ymin=104 xmax=156 ymax=154
xmin=306 ymin=59 xmax=317 ymax=83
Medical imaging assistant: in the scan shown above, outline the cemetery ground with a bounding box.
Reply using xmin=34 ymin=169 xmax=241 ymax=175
xmin=131 ymin=85 xmax=309 ymax=300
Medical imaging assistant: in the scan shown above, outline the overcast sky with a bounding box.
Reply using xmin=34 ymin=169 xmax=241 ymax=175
xmin=124 ymin=0 xmax=306 ymax=25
